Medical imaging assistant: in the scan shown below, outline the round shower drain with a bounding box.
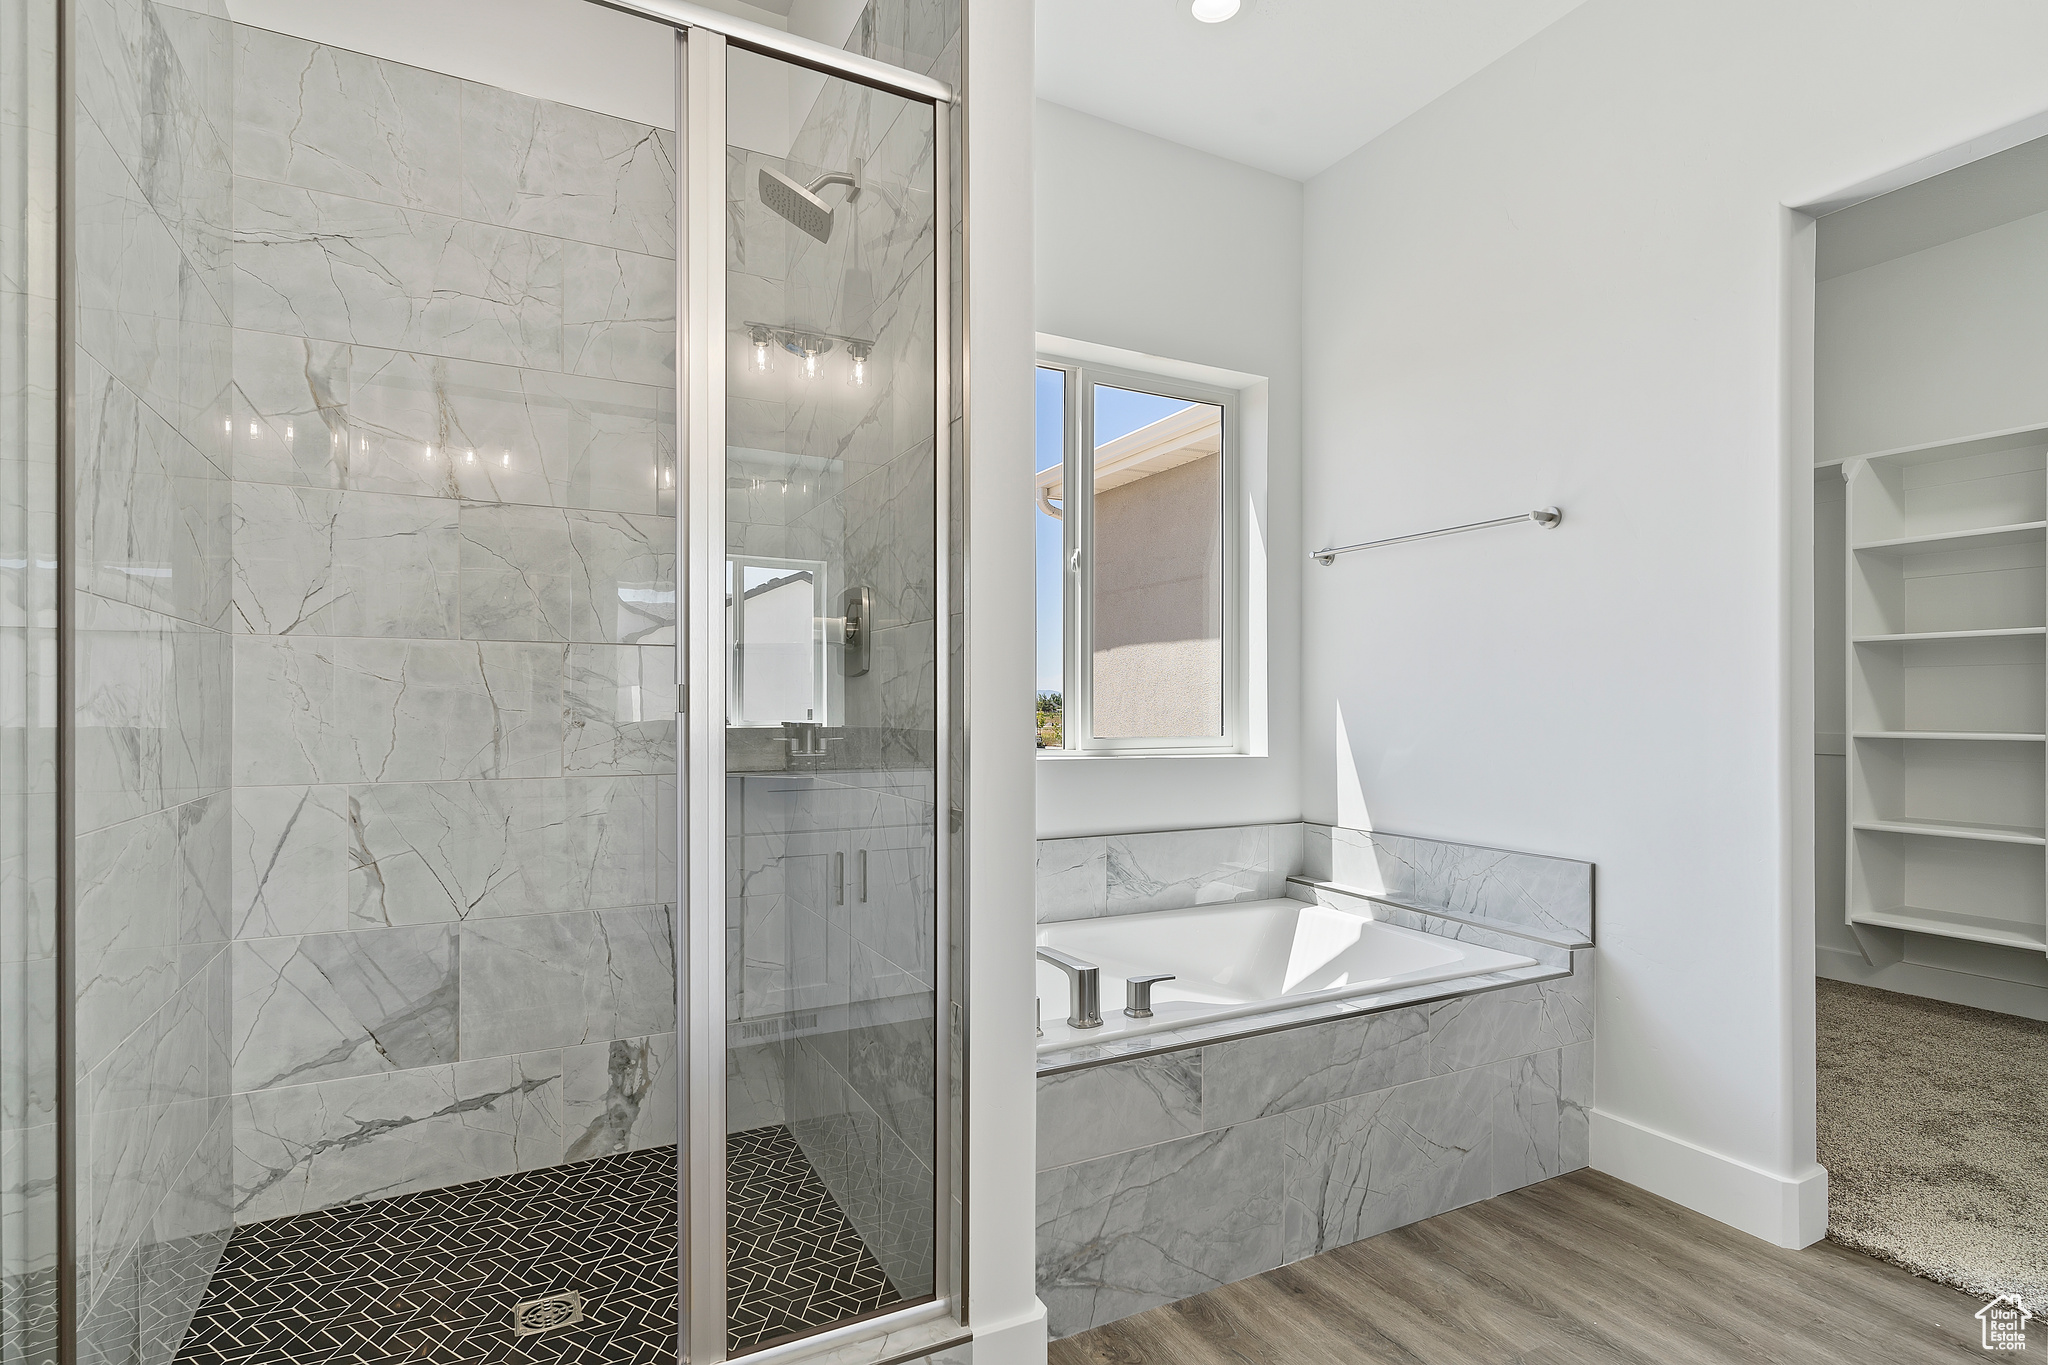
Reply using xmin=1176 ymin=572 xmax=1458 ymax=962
xmin=512 ymin=1290 xmax=585 ymax=1336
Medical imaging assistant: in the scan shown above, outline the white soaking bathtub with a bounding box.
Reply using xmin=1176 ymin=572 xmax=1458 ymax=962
xmin=1034 ymin=897 xmax=1537 ymax=1052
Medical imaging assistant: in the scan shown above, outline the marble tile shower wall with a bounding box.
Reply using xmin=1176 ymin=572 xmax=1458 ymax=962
xmin=223 ymin=26 xmax=679 ymax=1224
xmin=725 ymin=37 xmax=942 ymax=1302
xmin=69 ymin=0 xmax=237 ymax=1361
xmin=845 ymin=0 xmax=957 ymax=79
xmin=725 ymin=118 xmax=937 ymax=754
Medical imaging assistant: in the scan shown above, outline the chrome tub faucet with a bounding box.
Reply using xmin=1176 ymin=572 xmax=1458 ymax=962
xmin=1036 ymin=946 xmax=1103 ymax=1029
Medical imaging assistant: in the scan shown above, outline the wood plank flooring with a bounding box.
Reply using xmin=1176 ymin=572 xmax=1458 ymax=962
xmin=1049 ymin=1170 xmax=1996 ymax=1365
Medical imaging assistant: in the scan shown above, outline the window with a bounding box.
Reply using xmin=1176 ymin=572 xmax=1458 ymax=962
xmin=1034 ymin=357 xmax=1240 ymax=753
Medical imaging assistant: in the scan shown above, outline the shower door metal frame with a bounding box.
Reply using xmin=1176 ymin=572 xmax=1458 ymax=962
xmin=665 ymin=14 xmax=959 ymax=1364
xmin=676 ymin=30 xmax=726 ymax=1363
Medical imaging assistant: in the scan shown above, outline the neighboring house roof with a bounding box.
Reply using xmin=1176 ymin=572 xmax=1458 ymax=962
xmin=1037 ymin=404 xmax=1220 ymax=517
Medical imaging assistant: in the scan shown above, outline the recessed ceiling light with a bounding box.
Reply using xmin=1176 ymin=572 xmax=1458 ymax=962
xmin=1191 ymin=0 xmax=1239 ymax=20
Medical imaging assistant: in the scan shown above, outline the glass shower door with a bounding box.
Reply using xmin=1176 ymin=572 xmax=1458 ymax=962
xmin=678 ymin=29 xmax=947 ymax=1360
xmin=1 ymin=0 xmax=58 ymax=1358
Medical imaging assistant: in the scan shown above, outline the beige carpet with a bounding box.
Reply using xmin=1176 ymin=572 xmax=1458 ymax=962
xmin=1816 ymin=977 xmax=2048 ymax=1304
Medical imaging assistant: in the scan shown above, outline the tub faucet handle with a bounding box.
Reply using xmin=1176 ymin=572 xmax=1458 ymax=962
xmin=1124 ymin=973 xmax=1175 ymax=1019
xmin=1036 ymin=946 xmax=1103 ymax=1029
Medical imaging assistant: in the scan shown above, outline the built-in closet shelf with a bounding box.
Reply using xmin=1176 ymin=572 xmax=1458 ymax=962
xmin=1850 ymin=906 xmax=2048 ymax=952
xmin=1853 ymin=627 xmax=2048 ymax=644
xmin=1851 ymin=730 xmax=2048 ymax=742
xmin=1841 ymin=435 xmax=2048 ymax=954
xmin=1853 ymin=818 xmax=2048 ymax=846
xmin=1852 ymin=521 xmax=2048 ymax=555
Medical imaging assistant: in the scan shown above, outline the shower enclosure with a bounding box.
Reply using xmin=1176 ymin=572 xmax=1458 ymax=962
xmin=8 ymin=0 xmax=964 ymax=1361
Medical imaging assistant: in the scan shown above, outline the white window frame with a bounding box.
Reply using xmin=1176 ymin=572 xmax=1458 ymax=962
xmin=1036 ymin=353 xmax=1245 ymax=755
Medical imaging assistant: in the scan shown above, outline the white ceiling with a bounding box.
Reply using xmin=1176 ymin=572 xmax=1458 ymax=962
xmin=1818 ymin=134 xmax=2048 ymax=280
xmin=1035 ymin=0 xmax=1590 ymax=181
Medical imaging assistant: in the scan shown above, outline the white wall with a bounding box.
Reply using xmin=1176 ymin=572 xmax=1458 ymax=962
xmin=1033 ymin=100 xmax=1303 ymax=838
xmin=1299 ymin=0 xmax=2048 ymax=1248
xmin=965 ymin=6 xmax=1052 ymax=1362
xmin=1819 ymin=208 xmax=2048 ymax=461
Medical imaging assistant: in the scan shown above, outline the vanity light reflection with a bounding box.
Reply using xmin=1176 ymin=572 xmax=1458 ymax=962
xmin=745 ymin=323 xmax=872 ymax=385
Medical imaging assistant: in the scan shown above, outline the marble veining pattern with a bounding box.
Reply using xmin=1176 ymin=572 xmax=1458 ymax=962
xmin=1308 ymin=824 xmax=1594 ymax=945
xmin=232 ymin=25 xmax=464 ymax=215
xmin=233 ymin=177 xmax=566 ymax=371
xmin=562 ymin=1032 xmax=678 ymax=1162
xmin=228 ymin=926 xmax=458 ymax=1091
xmin=1035 ymin=823 xmax=1297 ymax=924
xmin=230 ymin=335 xmax=669 ymax=514
xmin=456 ymin=502 xmax=674 ymax=645
xmin=1278 ymin=1066 xmax=1497 ymax=1264
xmin=71 ymin=0 xmax=237 ymax=1357
xmin=1196 ymin=1006 xmax=1429 ymax=1131
xmin=229 ymin=483 xmax=458 ymax=638
xmin=1036 ymin=1052 xmax=1201 ymax=1170
xmin=454 ymin=906 xmax=676 ymax=1059
xmin=224 ymin=24 xmax=680 ymax=1226
xmin=1426 ymin=950 xmax=1594 ymax=1075
xmin=230 ymin=1051 xmax=563 ymax=1222
xmin=1036 ymin=1121 xmax=1287 ymax=1337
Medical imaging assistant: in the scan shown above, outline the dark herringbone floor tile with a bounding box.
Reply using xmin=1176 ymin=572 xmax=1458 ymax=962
xmin=172 ymin=1131 xmax=901 ymax=1364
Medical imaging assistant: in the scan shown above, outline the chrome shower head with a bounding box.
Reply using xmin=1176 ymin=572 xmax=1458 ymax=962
xmin=758 ymin=161 xmax=862 ymax=244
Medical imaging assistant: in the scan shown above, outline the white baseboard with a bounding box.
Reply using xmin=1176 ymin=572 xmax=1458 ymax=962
xmin=958 ymin=1303 xmax=1048 ymax=1365
xmin=1817 ymin=944 xmax=2048 ymax=1022
xmin=1590 ymin=1109 xmax=1827 ymax=1249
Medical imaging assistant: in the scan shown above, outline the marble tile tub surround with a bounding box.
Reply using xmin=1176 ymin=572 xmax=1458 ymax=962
xmin=1301 ymin=823 xmax=1594 ymax=946
xmin=1035 ymin=823 xmax=1303 ymax=924
xmin=224 ymin=24 xmax=679 ymax=1223
xmin=70 ymin=0 xmax=239 ymax=1361
xmin=1036 ymin=821 xmax=1593 ymax=947
xmin=1035 ymin=959 xmax=1595 ymax=1338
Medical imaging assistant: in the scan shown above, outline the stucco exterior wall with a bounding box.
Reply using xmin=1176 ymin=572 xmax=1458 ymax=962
xmin=1091 ymin=453 xmax=1222 ymax=737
